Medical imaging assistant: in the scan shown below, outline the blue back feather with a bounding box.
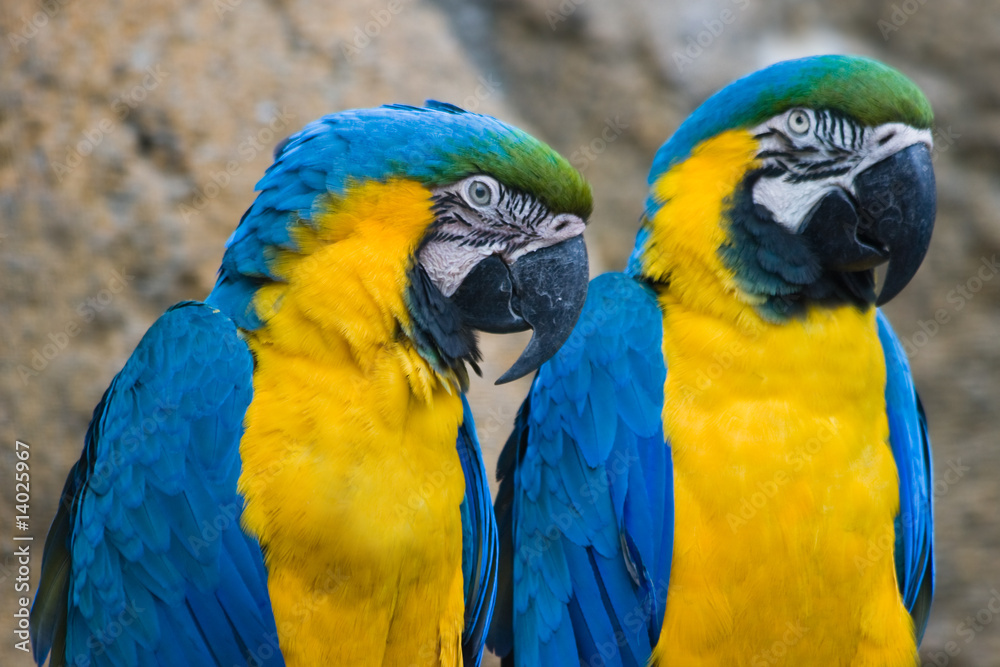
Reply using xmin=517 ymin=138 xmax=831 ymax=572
xmin=30 ymin=302 xmax=283 ymax=667
xmin=488 ymin=274 xmax=671 ymax=667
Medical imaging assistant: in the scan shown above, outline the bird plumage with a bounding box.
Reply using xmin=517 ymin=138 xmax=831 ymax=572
xmin=31 ymin=302 xmax=282 ymax=667
xmin=32 ymin=103 xmax=592 ymax=666
xmin=490 ymin=55 xmax=935 ymax=666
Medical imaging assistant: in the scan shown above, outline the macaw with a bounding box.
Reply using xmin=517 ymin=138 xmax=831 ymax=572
xmin=30 ymin=102 xmax=595 ymax=667
xmin=488 ymin=55 xmax=935 ymax=666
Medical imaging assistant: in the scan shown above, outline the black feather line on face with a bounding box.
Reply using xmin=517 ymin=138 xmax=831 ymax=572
xmin=803 ymin=158 xmax=843 ymax=172
xmin=424 ymin=187 xmax=549 ymax=258
xmin=785 ymin=166 xmax=852 ymax=184
xmin=720 ymin=169 xmax=876 ymax=321
xmin=757 ymin=150 xmax=793 ymax=160
xmin=757 ymin=114 xmax=866 ymax=185
xmin=813 ymin=110 xmax=866 ymax=152
xmin=431 ymin=191 xmax=466 ymax=216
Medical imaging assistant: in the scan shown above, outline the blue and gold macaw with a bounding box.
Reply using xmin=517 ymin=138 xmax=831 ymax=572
xmin=489 ymin=56 xmax=935 ymax=666
xmin=30 ymin=102 xmax=594 ymax=667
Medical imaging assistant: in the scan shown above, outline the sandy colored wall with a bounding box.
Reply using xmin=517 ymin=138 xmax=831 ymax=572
xmin=2 ymin=0 xmax=998 ymax=665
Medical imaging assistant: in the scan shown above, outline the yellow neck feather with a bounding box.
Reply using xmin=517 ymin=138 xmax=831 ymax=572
xmin=233 ymin=179 xmax=468 ymax=665
xmin=250 ymin=178 xmax=455 ymax=401
xmin=641 ymin=129 xmax=768 ymax=336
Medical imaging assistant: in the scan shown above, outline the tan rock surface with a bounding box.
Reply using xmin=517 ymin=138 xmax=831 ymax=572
xmin=2 ymin=1 xmax=998 ymax=665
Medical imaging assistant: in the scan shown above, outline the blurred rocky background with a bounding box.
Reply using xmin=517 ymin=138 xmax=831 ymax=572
xmin=1 ymin=0 xmax=997 ymax=664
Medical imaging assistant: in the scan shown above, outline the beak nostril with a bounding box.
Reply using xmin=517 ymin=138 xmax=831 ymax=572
xmin=878 ymin=132 xmax=897 ymax=146
xmin=550 ymin=214 xmax=585 ymax=236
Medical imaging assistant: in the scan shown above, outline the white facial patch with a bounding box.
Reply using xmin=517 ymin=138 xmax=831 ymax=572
xmin=418 ymin=176 xmax=586 ymax=296
xmin=749 ymin=109 xmax=933 ymax=232
xmin=418 ymin=243 xmax=493 ymax=297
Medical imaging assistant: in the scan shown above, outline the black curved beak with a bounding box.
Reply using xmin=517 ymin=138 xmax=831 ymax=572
xmin=450 ymin=235 xmax=589 ymax=384
xmin=800 ymin=142 xmax=936 ymax=305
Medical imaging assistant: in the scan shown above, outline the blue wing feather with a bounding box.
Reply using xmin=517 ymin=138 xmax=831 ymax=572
xmin=488 ymin=273 xmax=672 ymax=667
xmin=30 ymin=301 xmax=284 ymax=667
xmin=877 ymin=309 xmax=935 ymax=643
xmin=458 ymin=396 xmax=499 ymax=667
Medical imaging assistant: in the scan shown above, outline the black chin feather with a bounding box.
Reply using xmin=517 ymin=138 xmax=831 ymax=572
xmin=405 ymin=264 xmax=482 ymax=390
xmin=720 ymin=171 xmax=876 ymax=321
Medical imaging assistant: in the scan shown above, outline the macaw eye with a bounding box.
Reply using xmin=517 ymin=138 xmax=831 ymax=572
xmin=787 ymin=109 xmax=811 ymax=136
xmin=465 ymin=179 xmax=493 ymax=207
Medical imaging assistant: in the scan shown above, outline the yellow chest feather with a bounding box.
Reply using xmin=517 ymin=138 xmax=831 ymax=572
xmin=236 ymin=180 xmax=467 ymax=666
xmin=653 ymin=303 xmax=914 ymax=666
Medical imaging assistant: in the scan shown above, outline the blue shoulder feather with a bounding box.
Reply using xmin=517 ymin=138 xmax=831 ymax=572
xmin=458 ymin=396 xmax=499 ymax=667
xmin=30 ymin=302 xmax=284 ymax=667
xmin=877 ymin=309 xmax=934 ymax=643
xmin=488 ymin=273 xmax=672 ymax=667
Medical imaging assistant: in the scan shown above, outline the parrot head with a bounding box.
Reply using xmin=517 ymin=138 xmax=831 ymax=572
xmin=208 ymin=102 xmax=592 ymax=386
xmin=631 ymin=55 xmax=935 ymax=320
